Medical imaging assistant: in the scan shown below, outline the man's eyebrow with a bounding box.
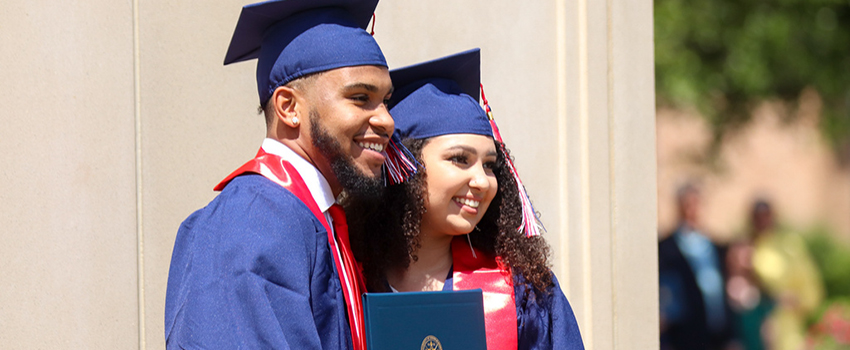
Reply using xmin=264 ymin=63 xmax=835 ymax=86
xmin=342 ymin=83 xmax=379 ymax=93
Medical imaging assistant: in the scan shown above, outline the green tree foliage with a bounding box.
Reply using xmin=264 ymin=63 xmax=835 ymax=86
xmin=805 ymin=230 xmax=850 ymax=300
xmin=655 ymin=0 xmax=850 ymax=156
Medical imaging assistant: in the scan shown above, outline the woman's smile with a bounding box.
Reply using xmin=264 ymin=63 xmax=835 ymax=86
xmin=419 ymin=134 xmax=499 ymax=237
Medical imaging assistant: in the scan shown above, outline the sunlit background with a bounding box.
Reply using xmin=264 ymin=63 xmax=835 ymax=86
xmin=655 ymin=0 xmax=850 ymax=349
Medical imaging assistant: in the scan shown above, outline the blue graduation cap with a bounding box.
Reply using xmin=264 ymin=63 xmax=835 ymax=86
xmin=389 ymin=48 xmax=546 ymax=238
xmin=224 ymin=0 xmax=387 ymax=104
xmin=389 ymin=48 xmax=492 ymax=140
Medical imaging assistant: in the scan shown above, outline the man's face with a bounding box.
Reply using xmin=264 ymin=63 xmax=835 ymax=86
xmin=752 ymin=206 xmax=774 ymax=233
xmin=309 ymin=108 xmax=383 ymax=200
xmin=679 ymin=190 xmax=701 ymax=226
xmin=297 ymin=65 xmax=394 ymax=193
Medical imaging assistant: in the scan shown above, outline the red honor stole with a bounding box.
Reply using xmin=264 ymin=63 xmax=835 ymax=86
xmin=452 ymin=236 xmax=518 ymax=350
xmin=215 ymin=148 xmax=368 ymax=350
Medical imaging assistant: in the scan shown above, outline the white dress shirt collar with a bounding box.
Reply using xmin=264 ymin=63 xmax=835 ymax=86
xmin=261 ymin=138 xmax=336 ymax=213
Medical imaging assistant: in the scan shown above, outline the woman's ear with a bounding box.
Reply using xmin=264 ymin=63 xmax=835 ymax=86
xmin=271 ymin=86 xmax=301 ymax=128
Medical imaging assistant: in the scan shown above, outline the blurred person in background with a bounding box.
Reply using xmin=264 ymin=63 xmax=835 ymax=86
xmin=748 ymin=200 xmax=824 ymax=350
xmin=725 ymin=214 xmax=774 ymax=350
xmin=659 ymin=183 xmax=737 ymax=350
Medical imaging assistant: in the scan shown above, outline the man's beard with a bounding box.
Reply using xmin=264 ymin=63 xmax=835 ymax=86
xmin=309 ymin=109 xmax=384 ymax=201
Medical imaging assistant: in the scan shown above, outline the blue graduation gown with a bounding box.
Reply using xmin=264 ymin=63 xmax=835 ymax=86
xmin=443 ymin=272 xmax=584 ymax=350
xmin=164 ymin=174 xmax=351 ymax=349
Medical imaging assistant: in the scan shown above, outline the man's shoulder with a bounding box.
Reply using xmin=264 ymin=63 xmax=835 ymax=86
xmin=181 ymin=174 xmax=322 ymax=237
xmin=658 ymin=232 xmax=679 ymax=252
xmin=219 ymin=173 xmax=296 ymax=199
xmin=658 ymin=232 xmax=685 ymax=267
xmin=217 ymin=174 xmax=314 ymax=217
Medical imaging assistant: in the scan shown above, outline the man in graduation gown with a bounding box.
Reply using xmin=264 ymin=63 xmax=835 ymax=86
xmin=163 ymin=0 xmax=408 ymax=348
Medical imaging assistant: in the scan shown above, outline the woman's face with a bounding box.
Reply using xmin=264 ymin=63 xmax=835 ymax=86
xmin=420 ymin=134 xmax=499 ymax=237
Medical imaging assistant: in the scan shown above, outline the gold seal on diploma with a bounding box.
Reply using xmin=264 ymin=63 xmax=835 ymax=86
xmin=421 ymin=335 xmax=442 ymax=350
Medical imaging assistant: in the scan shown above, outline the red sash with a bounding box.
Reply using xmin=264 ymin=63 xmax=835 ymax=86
xmin=452 ymin=236 xmax=518 ymax=350
xmin=215 ymin=148 xmax=368 ymax=350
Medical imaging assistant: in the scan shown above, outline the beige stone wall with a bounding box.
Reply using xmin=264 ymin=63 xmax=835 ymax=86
xmin=657 ymin=99 xmax=850 ymax=242
xmin=0 ymin=1 xmax=656 ymax=349
xmin=0 ymin=1 xmax=140 ymax=347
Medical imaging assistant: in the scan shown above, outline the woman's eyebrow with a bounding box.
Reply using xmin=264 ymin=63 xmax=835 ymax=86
xmin=445 ymin=145 xmax=476 ymax=153
xmin=444 ymin=145 xmax=498 ymax=157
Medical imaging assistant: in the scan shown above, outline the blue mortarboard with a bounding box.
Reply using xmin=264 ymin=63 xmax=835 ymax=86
xmin=389 ymin=48 xmax=492 ymax=140
xmin=224 ymin=0 xmax=387 ymax=104
xmin=390 ymin=48 xmax=546 ymax=238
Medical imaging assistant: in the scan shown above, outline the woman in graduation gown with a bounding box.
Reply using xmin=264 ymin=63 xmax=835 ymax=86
xmin=346 ymin=49 xmax=584 ymax=350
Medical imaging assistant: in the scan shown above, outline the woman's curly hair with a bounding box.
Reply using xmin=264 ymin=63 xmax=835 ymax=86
xmin=345 ymin=137 xmax=553 ymax=295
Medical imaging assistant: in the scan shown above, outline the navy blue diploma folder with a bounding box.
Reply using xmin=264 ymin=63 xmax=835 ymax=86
xmin=362 ymin=289 xmax=488 ymax=350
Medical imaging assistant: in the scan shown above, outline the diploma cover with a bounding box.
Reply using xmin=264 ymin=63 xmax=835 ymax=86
xmin=362 ymin=290 xmax=487 ymax=350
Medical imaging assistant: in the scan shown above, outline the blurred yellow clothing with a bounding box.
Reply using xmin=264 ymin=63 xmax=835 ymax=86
xmin=752 ymin=230 xmax=824 ymax=350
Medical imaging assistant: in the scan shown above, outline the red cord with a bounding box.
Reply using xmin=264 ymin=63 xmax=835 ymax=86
xmin=480 ymin=83 xmax=492 ymax=113
xmin=370 ymin=13 xmax=376 ymax=36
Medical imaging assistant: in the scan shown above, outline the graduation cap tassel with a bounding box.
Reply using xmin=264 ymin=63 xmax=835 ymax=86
xmin=382 ymin=134 xmax=419 ymax=185
xmin=480 ymin=84 xmax=546 ymax=238
xmin=369 ymin=13 xmax=376 ymax=36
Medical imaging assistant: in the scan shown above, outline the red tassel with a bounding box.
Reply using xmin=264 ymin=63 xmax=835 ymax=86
xmin=481 ymin=84 xmax=545 ymax=238
xmin=382 ymin=134 xmax=419 ymax=185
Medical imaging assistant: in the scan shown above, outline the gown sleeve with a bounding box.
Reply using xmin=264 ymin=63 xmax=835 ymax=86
xmin=165 ymin=176 xmax=350 ymax=350
xmin=549 ymin=275 xmax=584 ymax=349
xmin=516 ymin=272 xmax=584 ymax=350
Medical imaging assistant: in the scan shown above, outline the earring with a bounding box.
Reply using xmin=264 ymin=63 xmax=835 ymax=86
xmin=291 ymin=117 xmax=300 ymax=126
